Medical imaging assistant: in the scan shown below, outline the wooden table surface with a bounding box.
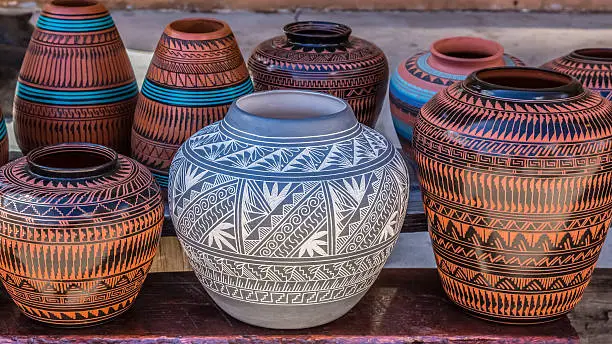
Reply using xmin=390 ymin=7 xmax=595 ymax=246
xmin=0 ymin=268 xmax=609 ymax=343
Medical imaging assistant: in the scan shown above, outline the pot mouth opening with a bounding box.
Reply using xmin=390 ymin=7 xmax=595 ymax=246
xmin=169 ymin=18 xmax=226 ymax=34
xmin=27 ymin=143 xmax=118 ymax=179
xmin=467 ymin=67 xmax=583 ymax=100
xmin=284 ymin=21 xmax=351 ymax=45
xmin=236 ymin=90 xmax=348 ymax=120
xmin=572 ymin=48 xmax=612 ymax=61
xmin=50 ymin=0 xmax=98 ymax=7
xmin=431 ymin=36 xmax=504 ymax=62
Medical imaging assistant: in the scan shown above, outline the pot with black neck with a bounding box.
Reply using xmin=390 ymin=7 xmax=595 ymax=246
xmin=542 ymin=48 xmax=612 ymax=100
xmin=414 ymin=67 xmax=612 ymax=324
xmin=390 ymin=36 xmax=523 ymax=157
xmin=169 ymin=90 xmax=409 ymax=329
xmin=0 ymin=143 xmax=164 ymax=326
xmin=248 ymin=21 xmax=388 ymax=127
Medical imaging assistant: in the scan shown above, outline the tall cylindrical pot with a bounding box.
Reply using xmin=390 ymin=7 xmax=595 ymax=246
xmin=390 ymin=36 xmax=523 ymax=156
xmin=131 ymin=18 xmax=253 ymax=189
xmin=0 ymin=143 xmax=164 ymax=326
xmin=169 ymin=90 xmax=409 ymax=329
xmin=14 ymin=0 xmax=137 ymax=155
xmin=542 ymin=48 xmax=612 ymax=99
xmin=414 ymin=67 xmax=612 ymax=324
xmin=248 ymin=21 xmax=389 ymax=127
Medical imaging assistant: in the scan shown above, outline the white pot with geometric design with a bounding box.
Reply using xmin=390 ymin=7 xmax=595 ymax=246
xmin=168 ymin=90 xmax=409 ymax=329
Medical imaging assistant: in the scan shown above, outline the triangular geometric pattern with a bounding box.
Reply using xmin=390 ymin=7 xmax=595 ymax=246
xmin=0 ymin=153 xmax=164 ymax=326
xmin=169 ymin=121 xmax=410 ymax=306
xmin=414 ymin=76 xmax=612 ymax=323
xmin=543 ymin=51 xmax=612 ymax=98
xmin=247 ymin=32 xmax=388 ymax=126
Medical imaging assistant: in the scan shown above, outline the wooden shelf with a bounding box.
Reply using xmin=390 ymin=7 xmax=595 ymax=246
xmin=1 ymin=269 xmax=609 ymax=343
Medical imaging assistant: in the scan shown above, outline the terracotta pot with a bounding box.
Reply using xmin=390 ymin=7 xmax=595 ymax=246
xmin=414 ymin=67 xmax=612 ymax=324
xmin=0 ymin=109 xmax=8 ymax=166
xmin=248 ymin=21 xmax=389 ymax=127
xmin=169 ymin=90 xmax=409 ymax=329
xmin=0 ymin=143 xmax=164 ymax=326
xmin=13 ymin=0 xmax=137 ymax=155
xmin=542 ymin=48 xmax=612 ymax=100
xmin=390 ymin=36 xmax=523 ymax=156
xmin=131 ymin=18 xmax=253 ymax=189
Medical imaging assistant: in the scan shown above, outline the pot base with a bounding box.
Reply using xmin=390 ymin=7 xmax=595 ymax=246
xmin=207 ymin=289 xmax=366 ymax=329
xmin=458 ymin=306 xmax=567 ymax=325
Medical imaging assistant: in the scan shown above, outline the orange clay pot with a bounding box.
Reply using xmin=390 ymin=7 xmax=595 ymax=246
xmin=0 ymin=143 xmax=163 ymax=326
xmin=415 ymin=67 xmax=612 ymax=324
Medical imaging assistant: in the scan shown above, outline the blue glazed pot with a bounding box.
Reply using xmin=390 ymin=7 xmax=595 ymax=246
xmin=389 ymin=36 xmax=523 ymax=156
xmin=168 ymin=90 xmax=410 ymax=329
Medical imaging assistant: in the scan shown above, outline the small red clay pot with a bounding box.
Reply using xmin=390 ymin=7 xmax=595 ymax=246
xmin=390 ymin=36 xmax=523 ymax=156
xmin=13 ymin=0 xmax=137 ymax=155
xmin=131 ymin=18 xmax=253 ymax=189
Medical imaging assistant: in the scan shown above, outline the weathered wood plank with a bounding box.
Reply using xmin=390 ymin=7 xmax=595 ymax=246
xmin=0 ymin=269 xmax=599 ymax=343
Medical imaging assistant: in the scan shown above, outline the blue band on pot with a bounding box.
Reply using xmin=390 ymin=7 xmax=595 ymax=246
xmin=16 ymin=81 xmax=138 ymax=105
xmin=37 ymin=14 xmax=115 ymax=32
xmin=141 ymin=78 xmax=254 ymax=107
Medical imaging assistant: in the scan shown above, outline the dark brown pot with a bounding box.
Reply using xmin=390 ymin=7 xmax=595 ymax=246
xmin=542 ymin=48 xmax=612 ymax=100
xmin=248 ymin=21 xmax=389 ymax=127
xmin=13 ymin=0 xmax=137 ymax=155
xmin=415 ymin=67 xmax=612 ymax=324
xmin=0 ymin=143 xmax=164 ymax=326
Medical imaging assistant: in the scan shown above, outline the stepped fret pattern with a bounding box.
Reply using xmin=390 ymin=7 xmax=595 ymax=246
xmin=414 ymin=80 xmax=612 ymax=323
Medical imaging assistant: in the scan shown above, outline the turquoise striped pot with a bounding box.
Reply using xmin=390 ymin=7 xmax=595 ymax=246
xmin=14 ymin=0 xmax=137 ymax=155
xmin=131 ymin=18 xmax=253 ymax=189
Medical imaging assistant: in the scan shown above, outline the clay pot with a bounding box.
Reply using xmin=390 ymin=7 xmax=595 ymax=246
xmin=390 ymin=36 xmax=523 ymax=156
xmin=131 ymin=18 xmax=253 ymax=189
xmin=248 ymin=21 xmax=389 ymax=127
xmin=542 ymin=48 xmax=612 ymax=99
xmin=0 ymin=110 xmax=8 ymax=166
xmin=14 ymin=0 xmax=137 ymax=155
xmin=414 ymin=67 xmax=612 ymax=324
xmin=0 ymin=143 xmax=164 ymax=326
xmin=169 ymin=90 xmax=409 ymax=329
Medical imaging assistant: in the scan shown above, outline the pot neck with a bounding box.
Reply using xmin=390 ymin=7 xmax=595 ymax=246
xmin=223 ymin=90 xmax=358 ymax=139
xmin=463 ymin=67 xmax=584 ymax=101
xmin=284 ymin=21 xmax=351 ymax=47
xmin=27 ymin=143 xmax=118 ymax=179
xmin=428 ymin=36 xmax=506 ymax=75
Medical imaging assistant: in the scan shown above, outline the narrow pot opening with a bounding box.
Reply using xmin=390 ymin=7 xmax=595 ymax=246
xmin=431 ymin=36 xmax=503 ymax=62
xmin=27 ymin=143 xmax=118 ymax=179
xmin=236 ymin=91 xmax=347 ymax=120
xmin=50 ymin=0 xmax=98 ymax=7
xmin=572 ymin=48 xmax=612 ymax=61
xmin=169 ymin=18 xmax=225 ymax=34
xmin=284 ymin=21 xmax=351 ymax=45
xmin=467 ymin=67 xmax=583 ymax=100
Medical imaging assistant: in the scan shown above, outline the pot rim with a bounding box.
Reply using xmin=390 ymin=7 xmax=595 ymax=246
xmin=571 ymin=48 xmax=612 ymax=62
xmin=430 ymin=36 xmax=505 ymax=64
xmin=283 ymin=21 xmax=352 ymax=45
xmin=27 ymin=143 xmax=118 ymax=179
xmin=164 ymin=17 xmax=232 ymax=41
xmin=465 ymin=67 xmax=584 ymax=101
xmin=43 ymin=0 xmax=108 ymax=16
